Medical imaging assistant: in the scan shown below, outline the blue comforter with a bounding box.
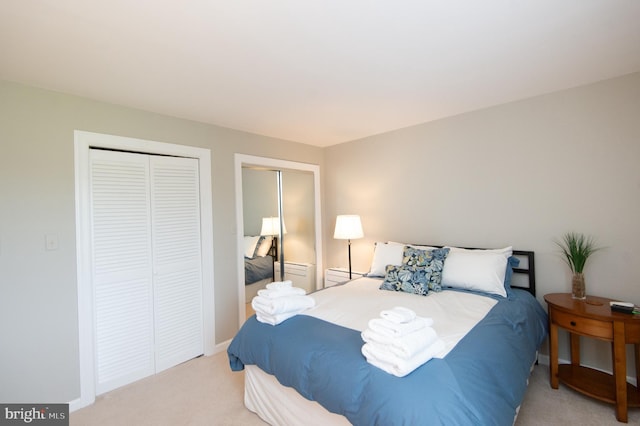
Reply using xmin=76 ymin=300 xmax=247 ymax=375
xmin=228 ymin=289 xmax=548 ymax=426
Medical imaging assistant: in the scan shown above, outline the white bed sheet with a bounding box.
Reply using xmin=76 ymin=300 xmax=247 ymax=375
xmin=301 ymin=277 xmax=497 ymax=358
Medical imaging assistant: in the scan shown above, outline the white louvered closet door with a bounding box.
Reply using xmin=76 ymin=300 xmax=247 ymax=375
xmin=150 ymin=156 xmax=203 ymax=372
xmin=90 ymin=149 xmax=203 ymax=395
xmin=91 ymin=149 xmax=154 ymax=395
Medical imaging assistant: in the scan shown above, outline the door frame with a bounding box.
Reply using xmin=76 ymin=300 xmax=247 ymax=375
xmin=73 ymin=131 xmax=215 ymax=410
xmin=234 ymin=154 xmax=323 ymax=327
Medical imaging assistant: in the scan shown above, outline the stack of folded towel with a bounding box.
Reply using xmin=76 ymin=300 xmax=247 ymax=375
xmin=361 ymin=306 xmax=445 ymax=377
xmin=251 ymin=280 xmax=316 ymax=325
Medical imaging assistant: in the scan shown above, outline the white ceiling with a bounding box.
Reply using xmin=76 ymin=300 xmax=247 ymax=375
xmin=1 ymin=1 xmax=639 ymax=147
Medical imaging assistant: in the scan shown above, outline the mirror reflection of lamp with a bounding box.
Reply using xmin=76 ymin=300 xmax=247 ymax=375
xmin=261 ymin=217 xmax=287 ymax=280
xmin=333 ymin=215 xmax=364 ymax=279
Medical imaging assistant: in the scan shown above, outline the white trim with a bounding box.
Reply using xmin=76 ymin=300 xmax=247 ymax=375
xmin=234 ymin=154 xmax=323 ymax=328
xmin=536 ymin=354 xmax=550 ymax=366
xmin=73 ymin=131 xmax=215 ymax=410
xmin=68 ymin=398 xmax=83 ymax=413
xmin=214 ymin=338 xmax=232 ymax=353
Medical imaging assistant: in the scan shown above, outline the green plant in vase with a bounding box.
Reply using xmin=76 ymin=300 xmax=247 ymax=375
xmin=555 ymin=232 xmax=602 ymax=299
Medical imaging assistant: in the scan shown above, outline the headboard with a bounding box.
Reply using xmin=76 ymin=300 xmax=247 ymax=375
xmin=416 ymin=245 xmax=536 ymax=297
xmin=511 ymin=250 xmax=536 ymax=296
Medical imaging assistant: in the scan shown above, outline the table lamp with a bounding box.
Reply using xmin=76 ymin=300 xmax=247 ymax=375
xmin=333 ymin=214 xmax=364 ymax=279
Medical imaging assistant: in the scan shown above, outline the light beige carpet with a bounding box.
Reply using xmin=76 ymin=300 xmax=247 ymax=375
xmin=71 ymin=352 xmax=639 ymax=425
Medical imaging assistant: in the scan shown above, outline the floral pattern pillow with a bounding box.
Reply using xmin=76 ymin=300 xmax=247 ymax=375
xmin=403 ymin=246 xmax=431 ymax=267
xmin=380 ymin=247 xmax=450 ymax=295
xmin=380 ymin=264 xmax=430 ymax=295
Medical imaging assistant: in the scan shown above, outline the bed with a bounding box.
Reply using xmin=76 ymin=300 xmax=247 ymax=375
xmin=244 ymin=236 xmax=275 ymax=302
xmin=228 ymin=243 xmax=548 ymax=425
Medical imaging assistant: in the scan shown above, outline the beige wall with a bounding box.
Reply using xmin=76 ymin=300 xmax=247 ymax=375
xmin=0 ymin=80 xmax=322 ymax=403
xmin=324 ymin=72 xmax=640 ymax=375
xmin=2 ymin=71 xmax=638 ymax=404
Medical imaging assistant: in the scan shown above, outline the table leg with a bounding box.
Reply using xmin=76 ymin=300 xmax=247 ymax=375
xmin=550 ymin=322 xmax=559 ymax=389
xmin=612 ymin=321 xmax=628 ymax=423
xmin=635 ymin=343 xmax=639 ymax=395
xmin=570 ymin=332 xmax=580 ymax=365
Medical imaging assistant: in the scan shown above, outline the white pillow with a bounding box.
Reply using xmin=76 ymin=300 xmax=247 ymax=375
xmin=447 ymin=246 xmax=512 ymax=255
xmin=441 ymin=246 xmax=513 ymax=297
xmin=388 ymin=241 xmax=438 ymax=251
xmin=367 ymin=242 xmax=405 ymax=277
xmin=244 ymin=236 xmax=260 ymax=258
xmin=255 ymin=236 xmax=273 ymax=257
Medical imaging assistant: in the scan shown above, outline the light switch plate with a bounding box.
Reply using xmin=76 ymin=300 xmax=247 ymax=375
xmin=45 ymin=234 xmax=59 ymax=251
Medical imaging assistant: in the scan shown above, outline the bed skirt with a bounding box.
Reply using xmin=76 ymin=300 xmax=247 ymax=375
xmin=245 ymin=365 xmax=350 ymax=426
xmin=243 ymin=358 xmax=539 ymax=426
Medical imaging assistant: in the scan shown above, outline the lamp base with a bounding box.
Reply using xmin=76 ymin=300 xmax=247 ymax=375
xmin=347 ymin=239 xmax=352 ymax=280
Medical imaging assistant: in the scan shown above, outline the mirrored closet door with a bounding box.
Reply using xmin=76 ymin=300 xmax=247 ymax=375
xmin=235 ymin=155 xmax=322 ymax=325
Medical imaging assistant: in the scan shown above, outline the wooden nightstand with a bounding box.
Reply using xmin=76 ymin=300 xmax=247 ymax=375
xmin=324 ymin=268 xmax=365 ymax=288
xmin=544 ymin=293 xmax=640 ymax=423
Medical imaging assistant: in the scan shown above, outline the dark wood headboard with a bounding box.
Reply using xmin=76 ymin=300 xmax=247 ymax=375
xmin=511 ymin=250 xmax=536 ymax=296
xmin=415 ymin=245 xmax=536 ymax=297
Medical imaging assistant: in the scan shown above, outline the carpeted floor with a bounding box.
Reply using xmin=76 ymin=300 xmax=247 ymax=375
xmin=71 ymin=351 xmax=639 ymax=425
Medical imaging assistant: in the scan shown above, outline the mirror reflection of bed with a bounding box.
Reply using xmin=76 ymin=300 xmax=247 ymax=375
xmin=241 ymin=166 xmax=316 ymax=320
xmin=244 ymin=234 xmax=276 ymax=293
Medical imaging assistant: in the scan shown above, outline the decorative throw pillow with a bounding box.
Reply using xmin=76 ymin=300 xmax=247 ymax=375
xmin=380 ymin=264 xmax=430 ymax=296
xmin=403 ymin=246 xmax=433 ymax=267
xmin=380 ymin=247 xmax=450 ymax=295
xmin=405 ymin=246 xmax=449 ymax=292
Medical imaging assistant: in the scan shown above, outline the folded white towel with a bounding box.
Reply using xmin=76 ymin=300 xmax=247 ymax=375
xmin=361 ymin=339 xmax=446 ymax=377
xmin=266 ymin=280 xmax=293 ymax=290
xmin=257 ymin=287 xmax=306 ymax=299
xmin=252 ymin=295 xmax=316 ymax=316
xmin=361 ymin=327 xmax=439 ymax=359
xmin=380 ymin=306 xmax=416 ymax=324
xmin=255 ymin=311 xmax=298 ymax=326
xmin=368 ymin=316 xmax=433 ymax=338
xmin=361 ymin=328 xmax=395 ymax=346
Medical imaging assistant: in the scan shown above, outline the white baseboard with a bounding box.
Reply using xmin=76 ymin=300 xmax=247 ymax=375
xmin=537 ymin=354 xmax=549 ymax=366
xmin=69 ymin=397 xmax=87 ymax=413
xmin=214 ymin=338 xmax=231 ymax=353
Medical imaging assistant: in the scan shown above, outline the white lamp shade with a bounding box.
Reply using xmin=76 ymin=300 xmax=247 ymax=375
xmin=260 ymin=217 xmax=287 ymax=236
xmin=334 ymin=215 xmax=364 ymax=240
